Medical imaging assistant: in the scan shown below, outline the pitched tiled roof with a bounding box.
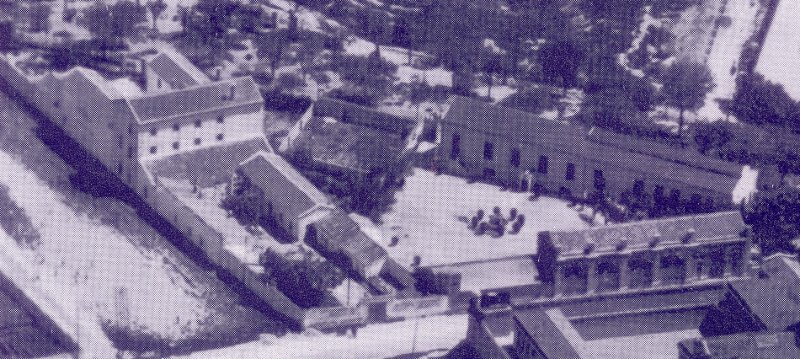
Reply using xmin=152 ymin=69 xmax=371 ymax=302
xmin=442 ymin=96 xmax=587 ymax=149
xmin=291 ymin=117 xmax=406 ymax=173
xmin=147 ymin=50 xmax=210 ymax=89
xmin=730 ymin=255 xmax=800 ymax=331
xmin=587 ymin=128 xmax=744 ymax=178
xmin=514 ymin=309 xmax=582 ymax=359
xmin=678 ymin=331 xmax=800 ymax=359
xmin=128 ymin=76 xmax=263 ymax=124
xmin=238 ymin=152 xmax=330 ymax=216
xmin=313 ymin=210 xmax=387 ymax=271
xmin=543 ymin=211 xmax=747 ymax=258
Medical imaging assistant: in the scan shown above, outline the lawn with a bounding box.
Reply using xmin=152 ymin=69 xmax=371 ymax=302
xmin=371 ymin=169 xmax=595 ymax=268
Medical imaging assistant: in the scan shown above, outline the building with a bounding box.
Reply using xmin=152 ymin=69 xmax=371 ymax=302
xmin=678 ymin=331 xmax=800 ymax=359
xmin=143 ymin=48 xmax=211 ymax=92
xmin=237 ymin=151 xmax=393 ymax=281
xmin=437 ymin=96 xmax=759 ymax=207
xmin=458 ymin=282 xmax=728 ymax=359
xmin=700 ymin=254 xmax=800 ymax=337
xmin=537 ymin=211 xmax=751 ymax=297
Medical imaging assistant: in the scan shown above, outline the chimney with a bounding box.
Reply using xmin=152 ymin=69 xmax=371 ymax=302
xmin=682 ymin=228 xmax=696 ymax=243
xmin=649 ymin=233 xmax=661 ymax=248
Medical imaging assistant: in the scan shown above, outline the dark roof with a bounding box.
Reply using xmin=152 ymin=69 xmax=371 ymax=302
xmin=443 ymin=96 xmax=586 ymax=149
xmin=0 ymin=283 xmax=73 ymax=358
xmin=291 ymin=117 xmax=407 ymax=173
xmin=312 ymin=210 xmax=387 ymax=271
xmin=238 ymin=152 xmax=330 ymax=217
xmin=442 ymin=96 xmax=748 ymax=198
xmin=730 ymin=255 xmax=800 ymax=331
xmin=514 ymin=309 xmax=582 ymax=359
xmin=147 ymin=51 xmax=210 ymax=90
xmin=544 ymin=211 xmax=747 ymax=258
xmin=678 ymin=331 xmax=800 ymax=359
xmin=145 ymin=137 xmax=272 ymax=187
xmin=128 ymin=77 xmax=263 ymax=124
xmin=587 ymin=128 xmax=744 ymax=178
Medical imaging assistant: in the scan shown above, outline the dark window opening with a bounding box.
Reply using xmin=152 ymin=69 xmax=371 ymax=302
xmin=537 ymin=155 xmax=548 ymax=174
xmin=149 ymin=146 xmax=157 ymax=154
xmin=195 ymin=120 xmax=202 ymax=128
xmin=484 ymin=142 xmax=494 ymax=160
xmin=216 ymin=133 xmax=224 ymax=141
xmin=450 ymin=133 xmax=461 ymax=159
xmin=172 ymin=142 xmax=179 ymax=150
xmin=150 ymin=128 xmax=157 ymax=136
xmin=194 ymin=138 xmax=202 ymax=145
xmin=565 ymin=163 xmax=576 ymax=181
xmin=593 ymin=169 xmax=605 ymax=190
xmin=127 ymin=147 xmax=134 ymax=158
xmin=510 ymin=148 xmax=521 ymax=167
xmin=116 ymin=163 xmax=123 ymax=174
xmin=217 ymin=116 xmax=225 ymax=124
xmin=173 ymin=123 xmax=180 ymax=131
xmin=483 ymin=168 xmax=496 ymax=179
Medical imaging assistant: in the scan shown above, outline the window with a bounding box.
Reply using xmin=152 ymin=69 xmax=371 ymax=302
xmin=173 ymin=123 xmax=180 ymax=131
xmin=149 ymin=146 xmax=157 ymax=154
xmin=194 ymin=120 xmax=202 ymax=128
xmin=216 ymin=133 xmax=224 ymax=141
xmin=593 ymin=169 xmax=605 ymax=190
xmin=565 ymin=163 xmax=576 ymax=181
xmin=450 ymin=133 xmax=461 ymax=159
xmin=157 ymin=78 xmax=162 ymax=89
xmin=150 ymin=128 xmax=157 ymax=136
xmin=537 ymin=155 xmax=548 ymax=174
xmin=484 ymin=142 xmax=494 ymax=160
xmin=128 ymin=124 xmax=134 ymax=135
xmin=127 ymin=146 xmax=134 ymax=159
xmin=633 ymin=179 xmax=645 ymax=193
xmin=117 ymin=135 xmax=123 ymax=148
xmin=194 ymin=138 xmax=201 ymax=145
xmin=116 ymin=162 xmax=123 ymax=174
xmin=483 ymin=168 xmax=496 ymax=179
xmin=510 ymin=148 xmax=520 ymax=167
xmin=172 ymin=142 xmax=179 ymax=150
xmin=217 ymin=116 xmax=225 ymax=124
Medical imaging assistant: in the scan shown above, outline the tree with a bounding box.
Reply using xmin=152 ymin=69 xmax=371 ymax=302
xmin=661 ymin=60 xmax=715 ymax=137
xmin=408 ymin=80 xmax=432 ymax=121
xmin=743 ymin=187 xmax=800 ymax=255
xmin=729 ymin=73 xmax=799 ymax=128
xmin=0 ymin=21 xmax=15 ymax=50
xmin=188 ymin=0 xmax=240 ymax=45
xmin=234 ymin=3 xmax=265 ymax=34
xmin=260 ymin=248 xmax=345 ymax=307
xmin=478 ymin=48 xmax=505 ymax=100
xmin=693 ymin=122 xmax=733 ymax=155
xmin=775 ymin=144 xmax=800 ymax=180
xmin=255 ymin=30 xmax=289 ymax=75
xmin=147 ymin=0 xmax=168 ymax=31
xmin=28 ymin=3 xmax=52 ymax=33
xmin=539 ymin=38 xmax=584 ymax=93
xmin=360 ymin=9 xmax=390 ymax=56
xmin=296 ymin=33 xmax=324 ymax=81
xmin=82 ymin=1 xmax=146 ymax=42
xmin=220 ymin=173 xmax=266 ymax=226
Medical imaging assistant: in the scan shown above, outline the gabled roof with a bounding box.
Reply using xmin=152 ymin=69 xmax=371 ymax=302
xmin=730 ymin=255 xmax=800 ymax=331
xmin=542 ymin=211 xmax=747 ymax=258
xmin=313 ymin=210 xmax=387 ymax=271
xmin=238 ymin=151 xmax=330 ymax=217
xmin=678 ymin=331 xmax=800 ymax=359
xmin=514 ymin=309 xmax=582 ymax=359
xmin=64 ymin=67 xmax=123 ymax=100
xmin=290 ymin=117 xmax=407 ymax=173
xmin=586 ymin=128 xmax=744 ymax=178
xmin=128 ymin=76 xmax=263 ymax=124
xmin=147 ymin=49 xmax=211 ymax=89
xmin=442 ymin=96 xmax=587 ymax=148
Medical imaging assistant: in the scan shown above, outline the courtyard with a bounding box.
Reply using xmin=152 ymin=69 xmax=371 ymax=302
xmin=370 ymin=169 xmax=597 ymax=268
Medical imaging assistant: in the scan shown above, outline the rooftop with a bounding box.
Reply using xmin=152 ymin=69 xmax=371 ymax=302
xmin=290 ymin=116 xmax=407 ymax=174
xmin=542 ymin=211 xmax=747 ymax=258
xmin=312 ymin=210 xmax=388 ymax=272
xmin=238 ymin=151 xmax=331 ymax=213
xmin=730 ymin=255 xmax=800 ymax=331
xmin=678 ymin=331 xmax=800 ymax=359
xmin=147 ymin=49 xmax=211 ymax=90
xmin=128 ymin=76 xmax=263 ymax=124
xmin=514 ymin=309 xmax=582 ymax=359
